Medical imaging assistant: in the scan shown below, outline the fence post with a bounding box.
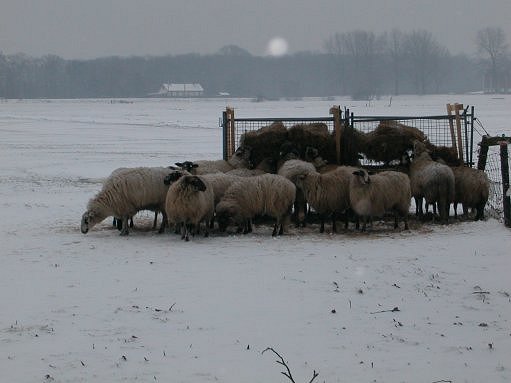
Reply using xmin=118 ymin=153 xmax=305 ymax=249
xmin=477 ymin=135 xmax=490 ymax=171
xmin=330 ymin=105 xmax=342 ymax=164
xmin=222 ymin=110 xmax=228 ymax=160
xmin=224 ymin=107 xmax=235 ymax=160
xmin=454 ymin=103 xmax=464 ymax=163
xmin=500 ymin=141 xmax=510 ymax=227
xmin=447 ymin=104 xmax=458 ymax=156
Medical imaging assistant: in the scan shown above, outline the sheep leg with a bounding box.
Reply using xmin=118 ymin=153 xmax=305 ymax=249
xmin=120 ymin=216 xmax=130 ymax=236
xmin=475 ymin=202 xmax=485 ymax=221
xmin=414 ymin=197 xmax=423 ymax=216
xmin=272 ymin=223 xmax=278 ymax=237
xmin=113 ymin=217 xmax=123 ymax=231
xmin=331 ymin=212 xmax=337 ymax=233
xmin=152 ymin=212 xmax=158 ymax=229
xmin=361 ymin=216 xmax=368 ymax=232
xmin=129 ymin=216 xmax=134 ymax=228
xmin=319 ymin=216 xmax=325 ymax=233
xmin=245 ymin=219 xmax=253 ymax=233
xmin=158 ymin=211 xmax=168 ymax=234
xmin=180 ymin=223 xmax=186 ymax=240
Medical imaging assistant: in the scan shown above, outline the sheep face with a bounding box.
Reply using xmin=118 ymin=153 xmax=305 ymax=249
xmin=183 ymin=175 xmax=207 ymax=191
xmin=215 ymin=204 xmax=243 ymax=232
xmin=352 ymin=169 xmax=370 ymax=185
xmin=231 ymin=145 xmax=253 ymax=168
xmin=80 ymin=210 xmax=102 ymax=234
xmin=164 ymin=170 xmax=186 ymax=185
xmin=279 ymin=141 xmax=300 ymax=159
xmin=412 ymin=140 xmax=429 ymax=157
xmin=175 ymin=161 xmax=198 ymax=173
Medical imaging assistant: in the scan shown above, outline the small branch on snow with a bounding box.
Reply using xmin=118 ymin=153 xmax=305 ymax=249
xmin=370 ymin=306 xmax=400 ymax=314
xmin=262 ymin=347 xmax=319 ymax=383
xmin=432 ymin=380 xmax=452 ymax=383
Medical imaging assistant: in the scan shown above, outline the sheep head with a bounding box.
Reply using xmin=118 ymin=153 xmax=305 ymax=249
xmin=352 ymin=169 xmax=370 ymax=185
xmin=215 ymin=202 xmax=243 ymax=232
xmin=175 ymin=161 xmax=198 ymax=173
xmin=183 ymin=175 xmax=207 ymax=191
xmin=80 ymin=209 xmax=104 ymax=234
xmin=164 ymin=170 xmax=186 ymax=185
xmin=230 ymin=145 xmax=253 ymax=168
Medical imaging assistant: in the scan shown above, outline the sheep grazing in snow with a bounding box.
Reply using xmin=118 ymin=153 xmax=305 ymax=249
xmin=215 ymin=174 xmax=296 ymax=236
xmin=409 ymin=140 xmax=455 ymax=223
xmin=175 ymin=145 xmax=253 ymax=175
xmin=165 ymin=175 xmax=215 ymax=241
xmin=81 ymin=167 xmax=172 ymax=235
xmin=295 ymin=166 xmax=358 ymax=233
xmin=451 ymin=166 xmax=490 ymax=220
xmin=349 ymin=169 xmax=411 ymax=231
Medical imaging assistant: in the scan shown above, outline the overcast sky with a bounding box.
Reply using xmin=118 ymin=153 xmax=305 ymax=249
xmin=1 ymin=0 xmax=510 ymax=59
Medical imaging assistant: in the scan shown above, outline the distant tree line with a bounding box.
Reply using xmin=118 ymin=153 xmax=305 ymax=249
xmin=0 ymin=28 xmax=509 ymax=100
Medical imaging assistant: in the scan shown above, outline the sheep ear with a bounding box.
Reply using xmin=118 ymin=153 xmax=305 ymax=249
xmin=175 ymin=162 xmax=183 ymax=167
xmin=352 ymin=170 xmax=364 ymax=176
xmin=368 ymin=171 xmax=376 ymax=175
xmin=192 ymin=164 xmax=199 ymax=168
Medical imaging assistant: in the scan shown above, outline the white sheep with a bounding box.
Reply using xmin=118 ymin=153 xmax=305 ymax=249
xmin=409 ymin=141 xmax=455 ymax=223
xmin=295 ymin=166 xmax=358 ymax=233
xmin=81 ymin=167 xmax=172 ymax=235
xmin=175 ymin=145 xmax=252 ymax=175
xmin=165 ymin=175 xmax=215 ymax=241
xmin=215 ymin=174 xmax=296 ymax=236
xmin=277 ymin=159 xmax=317 ymax=226
xmin=349 ymin=169 xmax=411 ymax=231
xmin=451 ymin=166 xmax=490 ymax=220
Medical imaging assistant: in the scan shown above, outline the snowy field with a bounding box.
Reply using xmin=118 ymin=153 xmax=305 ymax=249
xmin=0 ymin=95 xmax=510 ymax=383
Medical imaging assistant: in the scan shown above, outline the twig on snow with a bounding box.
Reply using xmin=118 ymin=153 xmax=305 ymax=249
xmin=370 ymin=306 xmax=400 ymax=314
xmin=262 ymin=347 xmax=319 ymax=383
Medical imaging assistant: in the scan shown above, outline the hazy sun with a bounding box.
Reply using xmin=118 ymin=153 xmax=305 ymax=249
xmin=266 ymin=37 xmax=289 ymax=57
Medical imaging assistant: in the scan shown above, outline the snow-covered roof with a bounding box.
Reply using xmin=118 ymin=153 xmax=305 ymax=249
xmin=161 ymin=83 xmax=204 ymax=92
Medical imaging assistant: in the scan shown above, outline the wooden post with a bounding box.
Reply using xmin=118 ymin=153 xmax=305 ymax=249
xmin=222 ymin=110 xmax=228 ymax=160
xmin=454 ymin=103 xmax=464 ymax=163
xmin=447 ymin=103 xmax=464 ymax=162
xmin=477 ymin=135 xmax=490 ymax=171
xmin=447 ymin=103 xmax=458 ymax=153
xmin=500 ymin=141 xmax=511 ymax=227
xmin=225 ymin=107 xmax=235 ymax=160
xmin=330 ymin=105 xmax=343 ymax=164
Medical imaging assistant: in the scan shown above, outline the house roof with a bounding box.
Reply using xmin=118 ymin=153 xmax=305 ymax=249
xmin=161 ymin=83 xmax=204 ymax=92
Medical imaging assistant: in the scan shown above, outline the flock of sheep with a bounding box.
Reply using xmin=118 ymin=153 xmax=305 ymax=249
xmin=80 ymin=121 xmax=490 ymax=240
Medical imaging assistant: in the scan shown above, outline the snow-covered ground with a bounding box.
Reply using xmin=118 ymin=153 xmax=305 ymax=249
xmin=0 ymin=95 xmax=510 ymax=383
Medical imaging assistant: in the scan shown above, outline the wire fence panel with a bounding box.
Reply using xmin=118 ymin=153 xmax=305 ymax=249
xmin=229 ymin=117 xmax=335 ymax=157
xmin=349 ymin=108 xmax=475 ymax=167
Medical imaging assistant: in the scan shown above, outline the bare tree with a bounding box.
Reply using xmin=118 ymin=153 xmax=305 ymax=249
xmin=404 ymin=30 xmax=448 ymax=94
xmin=476 ymin=27 xmax=508 ymax=92
xmin=386 ymin=29 xmax=406 ymax=95
xmin=326 ymin=30 xmax=385 ymax=100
